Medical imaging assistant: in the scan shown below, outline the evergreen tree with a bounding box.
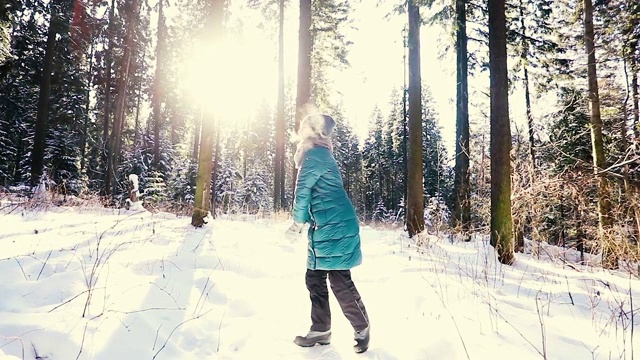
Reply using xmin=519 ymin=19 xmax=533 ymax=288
xmin=489 ymin=0 xmax=515 ymax=264
xmin=453 ymin=0 xmax=471 ymax=238
xmin=236 ymin=169 xmax=272 ymax=214
xmin=31 ymin=0 xmax=72 ymax=186
xmin=421 ymin=87 xmax=447 ymax=199
xmin=406 ymin=0 xmax=424 ymax=236
xmin=192 ymin=0 xmax=225 ymax=226
xmin=0 ymin=0 xmax=19 ymax=71
xmin=310 ymin=0 xmax=350 ymax=109
xmin=0 ymin=2 xmax=47 ymax=185
xmin=292 ymin=0 xmax=312 ymax=191
xmin=152 ymin=0 xmax=168 ymax=168
xmin=583 ymin=0 xmax=614 ymax=268
xmin=329 ymin=107 xmax=360 ymax=204
xmin=388 ymin=88 xmax=407 ymax=216
xmin=361 ymin=108 xmax=384 ymax=221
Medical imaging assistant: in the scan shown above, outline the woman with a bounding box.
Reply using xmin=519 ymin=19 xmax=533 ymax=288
xmin=285 ymin=113 xmax=370 ymax=354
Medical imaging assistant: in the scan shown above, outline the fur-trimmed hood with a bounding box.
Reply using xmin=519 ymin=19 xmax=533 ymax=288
xmin=294 ymin=114 xmax=336 ymax=168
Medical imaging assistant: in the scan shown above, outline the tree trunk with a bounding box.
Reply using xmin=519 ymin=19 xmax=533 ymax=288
xmin=192 ymin=0 xmax=225 ymax=227
xmin=133 ymin=74 xmax=142 ymax=146
xmin=453 ymin=0 xmax=471 ymax=240
xmin=103 ymin=0 xmax=115 ymax=195
xmin=132 ymin=32 xmax=145 ymax=147
xmin=107 ymin=0 xmax=138 ymax=199
xmin=211 ymin=121 xmax=221 ymax=218
xmin=583 ymin=0 xmax=615 ymax=269
xmin=622 ymin=55 xmax=640 ymax=245
xmin=403 ymin=59 xmax=408 ymax=220
xmin=243 ymin=122 xmax=248 ymax=179
xmin=81 ymin=38 xmax=95 ymax=174
xmin=274 ymin=0 xmax=286 ymax=211
xmin=31 ymin=0 xmax=60 ymax=186
xmin=192 ymin=107 xmax=202 ymax=161
xmin=518 ymin=0 xmax=534 ymax=253
xmin=519 ymin=0 xmax=535 ymax=174
xmin=152 ymin=0 xmax=166 ymax=169
xmin=406 ymin=0 xmax=424 ymax=237
xmin=193 ymin=115 xmax=214 ymax=226
xmin=292 ymin=0 xmax=312 ymax=197
xmin=632 ymin=62 xmax=639 ymax=140
xmin=488 ymin=0 xmax=514 ymax=265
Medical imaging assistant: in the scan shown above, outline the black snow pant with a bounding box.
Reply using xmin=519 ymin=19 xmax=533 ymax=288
xmin=305 ymin=269 xmax=369 ymax=333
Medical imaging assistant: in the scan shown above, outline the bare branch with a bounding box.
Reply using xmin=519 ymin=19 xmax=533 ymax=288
xmin=153 ymin=309 xmax=214 ymax=360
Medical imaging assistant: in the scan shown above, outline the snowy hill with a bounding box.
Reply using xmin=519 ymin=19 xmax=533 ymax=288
xmin=0 ymin=205 xmax=638 ymax=360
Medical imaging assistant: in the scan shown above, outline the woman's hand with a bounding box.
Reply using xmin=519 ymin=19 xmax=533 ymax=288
xmin=285 ymin=222 xmax=305 ymax=241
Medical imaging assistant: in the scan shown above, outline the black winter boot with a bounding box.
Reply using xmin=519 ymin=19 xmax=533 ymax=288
xmin=294 ymin=330 xmax=331 ymax=347
xmin=353 ymin=327 xmax=369 ymax=353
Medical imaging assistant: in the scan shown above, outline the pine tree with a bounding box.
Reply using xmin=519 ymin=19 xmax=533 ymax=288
xmin=293 ymin=0 xmax=312 ymax=192
xmin=0 ymin=2 xmax=47 ymax=185
xmin=361 ymin=108 xmax=384 ymax=221
xmin=102 ymin=0 xmax=116 ymax=195
xmin=275 ymin=0 xmax=286 ymax=211
xmin=507 ymin=0 xmax=559 ymax=169
xmin=406 ymin=0 xmax=424 ymax=236
xmin=0 ymin=0 xmax=19 ymax=70
xmin=488 ymin=0 xmax=514 ymax=264
xmin=31 ymin=0 xmax=67 ymax=186
xmin=453 ymin=0 xmax=471 ymax=239
xmin=310 ymin=0 xmax=350 ymax=109
xmin=583 ymin=0 xmax=614 ymax=268
xmin=152 ymin=0 xmax=167 ymax=169
xmin=192 ymin=0 xmax=225 ymax=227
xmin=421 ymin=87 xmax=443 ymax=198
xmin=387 ymin=88 xmax=407 ymax=216
xmin=106 ymin=0 xmax=140 ymax=198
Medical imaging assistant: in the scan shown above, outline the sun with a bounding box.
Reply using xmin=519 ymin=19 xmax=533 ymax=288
xmin=181 ymin=35 xmax=278 ymax=125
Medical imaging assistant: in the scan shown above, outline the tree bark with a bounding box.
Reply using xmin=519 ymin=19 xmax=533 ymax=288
xmin=103 ymin=0 xmax=115 ymax=195
xmin=210 ymin=120 xmax=221 ymax=218
xmin=622 ymin=55 xmax=640 ymax=245
xmin=81 ymin=38 xmax=95 ymax=174
xmin=488 ymin=0 xmax=514 ymax=265
xmin=274 ymin=0 xmax=286 ymax=211
xmin=453 ymin=0 xmax=471 ymax=240
xmin=133 ymin=73 xmax=142 ymax=146
xmin=107 ymin=0 xmax=139 ymax=199
xmin=152 ymin=0 xmax=167 ymax=169
xmin=519 ymin=0 xmax=535 ymax=174
xmin=632 ymin=62 xmax=639 ymax=139
xmin=31 ymin=0 xmax=60 ymax=186
xmin=583 ymin=0 xmax=615 ymax=269
xmin=192 ymin=107 xmax=202 ymax=161
xmin=193 ymin=115 xmax=214 ymax=226
xmin=292 ymin=0 xmax=312 ymax=197
xmin=192 ymin=0 xmax=225 ymax=227
xmin=406 ymin=0 xmax=424 ymax=237
xmin=403 ymin=55 xmax=408 ymax=220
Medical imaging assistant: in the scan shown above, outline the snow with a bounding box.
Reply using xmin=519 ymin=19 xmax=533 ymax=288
xmin=129 ymin=174 xmax=139 ymax=193
xmin=0 ymin=204 xmax=638 ymax=360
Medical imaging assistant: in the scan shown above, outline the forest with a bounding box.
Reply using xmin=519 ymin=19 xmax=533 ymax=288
xmin=0 ymin=0 xmax=639 ymax=272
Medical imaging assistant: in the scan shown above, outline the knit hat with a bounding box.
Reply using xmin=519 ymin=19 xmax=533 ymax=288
xmin=300 ymin=114 xmax=336 ymax=138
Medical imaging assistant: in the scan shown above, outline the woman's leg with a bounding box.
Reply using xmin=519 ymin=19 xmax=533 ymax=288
xmin=328 ymin=270 xmax=369 ymax=332
xmin=305 ymin=269 xmax=331 ymax=331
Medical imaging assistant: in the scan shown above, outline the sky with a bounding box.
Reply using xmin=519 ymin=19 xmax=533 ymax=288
xmin=0 ymin=202 xmax=638 ymax=359
xmin=176 ymin=0 xmax=540 ymax=157
xmin=179 ymin=1 xmax=459 ymax=151
xmin=334 ymin=1 xmax=457 ymax=146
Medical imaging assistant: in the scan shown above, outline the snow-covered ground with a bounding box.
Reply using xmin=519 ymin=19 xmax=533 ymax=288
xmin=0 ymin=204 xmax=638 ymax=360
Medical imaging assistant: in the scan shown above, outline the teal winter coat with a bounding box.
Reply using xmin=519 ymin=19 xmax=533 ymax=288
xmin=293 ymin=146 xmax=362 ymax=270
